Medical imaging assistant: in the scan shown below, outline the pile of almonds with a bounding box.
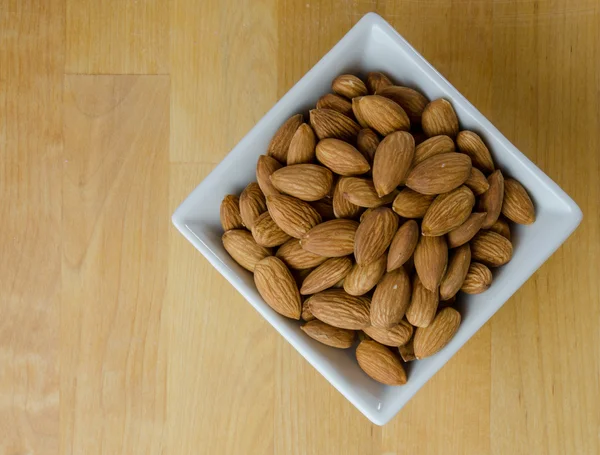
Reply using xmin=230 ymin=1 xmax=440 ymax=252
xmin=220 ymin=72 xmax=536 ymax=386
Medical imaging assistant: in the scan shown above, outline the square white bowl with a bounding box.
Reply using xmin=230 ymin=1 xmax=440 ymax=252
xmin=172 ymin=13 xmax=582 ymax=425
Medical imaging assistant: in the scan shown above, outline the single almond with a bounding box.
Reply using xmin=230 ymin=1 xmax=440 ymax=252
xmin=254 ymin=256 xmax=302 ymax=319
xmin=363 ymin=320 xmax=413 ymax=347
xmin=356 ymin=340 xmax=407 ymax=385
xmin=373 ymin=131 xmax=415 ymax=196
xmin=251 ymin=211 xmax=292 ymax=247
xmin=413 ymin=307 xmax=461 ymax=359
xmin=310 ymin=199 xmax=336 ymax=221
xmin=301 ymin=320 xmax=355 ymax=348
xmin=371 ymin=267 xmax=412 ymax=328
xmin=457 ymin=130 xmax=495 ymax=173
xmin=387 ymin=220 xmax=419 ymax=272
xmin=315 ymin=138 xmax=370 ymax=176
xmin=352 ymin=95 xmax=410 ymax=135
xmin=341 ymin=177 xmax=397 ymax=208
xmin=333 ymin=177 xmax=362 ymax=219
xmin=343 ymin=253 xmax=387 ymax=296
xmin=488 ymin=217 xmax=511 ymax=241
xmin=267 ymin=114 xmax=303 ymax=163
xmin=406 ymin=152 xmax=472 ymax=195
xmin=356 ymin=128 xmax=380 ymax=163
xmin=398 ymin=339 xmax=416 ymax=362
xmin=376 ymin=85 xmax=429 ymax=125
xmin=309 ymin=108 xmax=361 ymax=142
xmin=287 ymin=123 xmax=317 ymax=165
xmin=461 ymin=262 xmax=493 ymax=294
xmin=366 ymin=71 xmax=393 ymax=94
xmin=470 ymin=230 xmax=513 ymax=267
xmin=464 ymin=166 xmax=490 ymax=195
xmin=239 ymin=182 xmax=267 ymax=229
xmin=316 ymin=93 xmax=354 ymax=118
xmin=220 ymin=195 xmax=244 ymax=231
xmin=332 ymin=74 xmax=368 ymax=99
xmin=406 ymin=274 xmax=439 ymax=327
xmin=301 ymin=219 xmax=359 ymax=257
xmin=422 ymin=185 xmax=475 ymax=236
xmin=354 ymin=207 xmax=399 ymax=265
xmin=414 ymin=234 xmax=448 ymax=292
xmin=256 ymin=155 xmax=283 ymax=197
xmin=421 ymin=99 xmax=459 ymax=137
xmin=479 ymin=169 xmax=504 ymax=229
xmin=412 ymin=135 xmax=455 ymax=166
xmin=222 ymin=229 xmax=272 ymax=272
xmin=439 ymin=244 xmax=471 ymax=300
xmin=276 ymin=238 xmax=327 ymax=269
xmin=502 ymin=178 xmax=536 ymax=225
xmin=310 ymin=289 xmax=371 ymax=329
xmin=300 ymin=257 xmax=353 ymax=295
xmin=266 ymin=194 xmax=322 ymax=238
xmin=301 ymin=296 xmax=316 ymax=321
xmin=447 ymin=212 xmax=487 ymax=248
xmin=392 ymin=188 xmax=435 ymax=218
xmin=270 ymin=164 xmax=333 ymax=201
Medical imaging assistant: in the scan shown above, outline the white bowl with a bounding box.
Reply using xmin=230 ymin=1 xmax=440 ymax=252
xmin=172 ymin=13 xmax=582 ymax=425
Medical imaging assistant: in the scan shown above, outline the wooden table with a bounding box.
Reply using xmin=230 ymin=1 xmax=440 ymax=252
xmin=2 ymin=1 xmax=599 ymax=454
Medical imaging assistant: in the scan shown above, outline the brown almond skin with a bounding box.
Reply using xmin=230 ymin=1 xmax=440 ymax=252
xmin=222 ymin=229 xmax=272 ymax=272
xmin=461 ymin=262 xmax=493 ymax=294
xmin=342 ymin=177 xmax=397 ymax=208
xmin=479 ymin=170 xmax=505 ymax=229
xmin=316 ymin=138 xmax=370 ymax=176
xmin=316 ymin=93 xmax=354 ymax=118
xmin=502 ymin=178 xmax=536 ymax=224
xmin=333 ymin=177 xmax=362 ymax=219
xmin=464 ymin=167 xmax=490 ymax=196
xmin=421 ymin=99 xmax=459 ymax=138
xmin=413 ymin=135 xmax=455 ymax=166
xmin=376 ymin=85 xmax=429 ymax=125
xmin=270 ymin=164 xmax=333 ymax=202
xmin=356 ymin=128 xmax=380 ymax=163
xmin=398 ymin=339 xmax=416 ymax=362
xmin=300 ymin=257 xmax=353 ymax=295
xmin=332 ymin=74 xmax=368 ymax=99
xmin=414 ymin=234 xmax=448 ymax=292
xmin=343 ymin=253 xmax=387 ymax=296
xmin=251 ymin=211 xmax=292 ymax=247
xmin=363 ymin=320 xmax=413 ymax=347
xmin=301 ymin=219 xmax=359 ymax=257
xmin=406 ymin=153 xmax=472 ymax=195
xmin=457 ymin=130 xmax=495 ymax=174
xmin=256 ymin=155 xmax=283 ymax=197
xmin=267 ymin=114 xmax=303 ymax=163
xmin=310 ymin=199 xmax=336 ymax=221
xmin=309 ymin=108 xmax=361 ymax=142
xmin=220 ymin=195 xmax=244 ymax=231
xmin=301 ymin=296 xmax=316 ymax=321
xmin=354 ymin=207 xmax=399 ymax=265
xmin=366 ymin=71 xmax=393 ymax=94
xmin=371 ymin=267 xmax=412 ymax=328
xmin=293 ymin=267 xmax=315 ymax=288
xmin=392 ymin=188 xmax=435 ymax=218
xmin=356 ymin=341 xmax=407 ymax=385
xmin=310 ymin=289 xmax=371 ymax=330
xmin=266 ymin=194 xmax=322 ymax=239
xmin=406 ymin=274 xmax=439 ymax=328
xmin=413 ymin=307 xmax=461 ymax=359
xmin=470 ymin=230 xmax=513 ymax=267
xmin=439 ymin=244 xmax=472 ymax=300
xmin=387 ymin=220 xmax=419 ymax=272
xmin=276 ymin=238 xmax=327 ymax=269
xmin=422 ymin=185 xmax=475 ymax=236
xmin=287 ymin=123 xmax=316 ymax=165
xmin=488 ymin=217 xmax=511 ymax=240
xmin=447 ymin=212 xmax=487 ymax=248
xmin=301 ymin=320 xmax=356 ymax=348
xmin=352 ymin=95 xmax=410 ymax=135
xmin=373 ymin=131 xmax=415 ymax=197
xmin=254 ymin=257 xmax=302 ymax=319
xmin=239 ymin=182 xmax=267 ymax=229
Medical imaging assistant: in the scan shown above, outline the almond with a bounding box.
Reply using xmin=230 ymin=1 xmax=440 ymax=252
xmin=301 ymin=296 xmax=316 ymax=321
xmin=220 ymin=195 xmax=244 ymax=231
xmin=414 ymin=234 xmax=448 ymax=291
xmin=309 ymin=108 xmax=360 ymax=142
xmin=356 ymin=128 xmax=380 ymax=163
xmin=406 ymin=274 xmax=439 ymax=327
xmin=300 ymin=257 xmax=353 ymax=295
xmin=376 ymin=85 xmax=429 ymax=125
xmin=422 ymin=185 xmax=475 ymax=236
xmin=373 ymin=131 xmax=415 ymax=196
xmin=421 ymin=99 xmax=459 ymax=137
xmin=398 ymin=339 xmax=416 ymax=362
xmin=406 ymin=153 xmax=472 ymax=195
xmin=413 ymin=135 xmax=455 ymax=166
xmin=332 ymin=74 xmax=367 ymax=99
xmin=479 ymin=169 xmax=504 ymax=228
xmin=254 ymin=256 xmax=302 ymax=319
xmin=461 ymin=262 xmax=493 ymax=294
xmin=456 ymin=130 xmax=495 ymax=173
xmin=341 ymin=177 xmax=397 ymax=208
xmin=310 ymin=289 xmax=371 ymax=329
xmin=300 ymin=320 xmax=355 ymax=348
xmin=310 ymin=199 xmax=336 ymax=221
xmin=276 ymin=238 xmax=327 ymax=269
xmin=301 ymin=219 xmax=359 ymax=257
xmin=371 ymin=267 xmax=412 ymax=328
xmin=470 ymin=230 xmax=513 ymax=267
xmin=266 ymin=194 xmax=322 ymax=238
xmin=366 ymin=71 xmax=393 ymax=94
xmin=315 ymin=138 xmax=370 ymax=176
xmin=239 ymin=182 xmax=267 ymax=229
xmin=222 ymin=229 xmax=272 ymax=272
xmin=447 ymin=212 xmax=487 ymax=248
xmin=267 ymin=114 xmax=303 ymax=163
xmin=316 ymin=93 xmax=354 ymax=118
xmin=333 ymin=177 xmax=362 ymax=219
xmin=343 ymin=253 xmax=387 ymax=296
xmin=502 ymin=178 xmax=536 ymax=224
xmin=251 ymin=212 xmax=292 ymax=247
xmin=352 ymin=95 xmax=410 ymax=135
xmin=356 ymin=340 xmax=407 ymax=385
xmin=439 ymin=244 xmax=471 ymax=300
xmin=270 ymin=164 xmax=333 ymax=201
xmin=354 ymin=207 xmax=399 ymax=265
xmin=287 ymin=123 xmax=317 ymax=165
xmin=363 ymin=320 xmax=413 ymax=347
xmin=392 ymin=188 xmax=435 ymax=218
xmin=464 ymin=166 xmax=490 ymax=195
xmin=413 ymin=307 xmax=461 ymax=359
xmin=387 ymin=220 xmax=419 ymax=272
xmin=488 ymin=217 xmax=511 ymax=241
xmin=256 ymin=155 xmax=283 ymax=197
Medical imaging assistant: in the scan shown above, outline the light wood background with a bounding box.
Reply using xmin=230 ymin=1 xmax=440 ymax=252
xmin=1 ymin=1 xmax=599 ymax=454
